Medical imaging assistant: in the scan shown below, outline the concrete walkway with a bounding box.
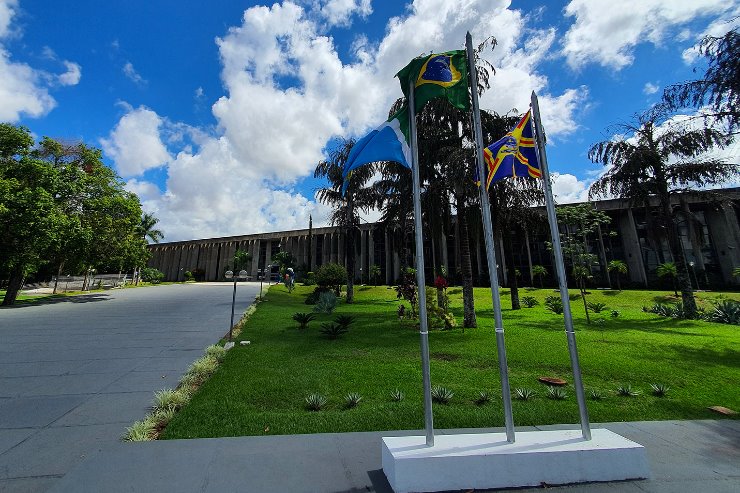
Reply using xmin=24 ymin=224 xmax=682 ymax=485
xmin=47 ymin=420 xmax=739 ymax=492
xmin=0 ymin=282 xmax=260 ymax=493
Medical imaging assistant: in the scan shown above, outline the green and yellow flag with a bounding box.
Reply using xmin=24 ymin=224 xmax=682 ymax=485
xmin=396 ymin=50 xmax=470 ymax=112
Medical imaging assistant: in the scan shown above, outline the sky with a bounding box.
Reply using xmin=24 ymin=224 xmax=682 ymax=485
xmin=2 ymin=0 xmax=739 ymax=242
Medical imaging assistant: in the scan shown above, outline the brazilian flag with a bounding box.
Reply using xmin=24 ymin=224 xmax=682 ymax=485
xmin=396 ymin=50 xmax=470 ymax=112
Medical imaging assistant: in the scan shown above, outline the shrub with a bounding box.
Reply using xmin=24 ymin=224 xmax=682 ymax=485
xmin=334 ymin=315 xmax=355 ymax=329
xmin=589 ymin=389 xmax=604 ymax=401
xmin=547 ymin=387 xmax=568 ymax=400
xmin=152 ymin=388 xmax=189 ymax=412
xmin=205 ymin=344 xmax=227 ymax=363
xmin=610 ymin=309 xmax=620 ymax=318
xmin=344 ymin=392 xmax=362 ymax=408
xmin=650 ymin=383 xmax=670 ymax=397
xmin=320 ymin=321 xmax=348 ymax=339
xmin=514 ymin=388 xmax=535 ymax=401
xmin=315 ymin=263 xmax=347 ymax=295
xmin=586 ymin=301 xmax=607 ymax=313
xmin=314 ymin=291 xmax=338 ymax=314
xmin=123 ymin=417 xmax=157 ymax=441
xmin=521 ymin=296 xmax=539 ymax=308
xmin=302 ymin=271 xmax=316 ymax=286
xmin=544 ymin=295 xmax=564 ymax=314
xmin=186 ymin=355 xmax=219 ymax=384
xmin=395 ymin=270 xmax=418 ymax=318
xmin=305 ymin=393 xmax=327 ymax=411
xmin=140 ymin=267 xmax=165 ymax=284
xmin=183 ymin=270 xmax=194 ymax=281
xmin=431 ymin=385 xmax=454 ymax=404
xmin=292 ymin=312 xmax=316 ymax=330
xmin=305 ymin=286 xmax=330 ymax=305
xmin=390 ymin=389 xmax=405 ymax=402
xmin=705 ymin=300 xmax=740 ymax=325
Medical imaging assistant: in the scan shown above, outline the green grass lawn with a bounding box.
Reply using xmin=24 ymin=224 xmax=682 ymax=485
xmin=162 ymin=285 xmax=739 ymax=439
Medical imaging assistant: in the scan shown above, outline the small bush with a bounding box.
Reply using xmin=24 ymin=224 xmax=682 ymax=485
xmin=344 ymin=392 xmax=362 ymax=408
xmin=183 ymin=270 xmax=194 ymax=281
xmin=589 ymin=389 xmax=604 ymax=401
xmin=305 ymin=393 xmax=328 ymax=411
xmin=431 ymin=385 xmax=454 ymax=404
xmin=292 ymin=312 xmax=316 ymax=329
xmin=320 ymin=322 xmax=348 ymax=339
xmin=123 ymin=418 xmax=157 ymax=441
xmin=390 ymin=389 xmax=405 ymax=402
xmin=314 ymin=291 xmax=338 ymax=314
xmin=315 ymin=263 xmax=347 ymax=295
xmin=302 ymin=271 xmax=316 ymax=286
xmin=521 ymin=296 xmax=539 ymax=308
xmin=152 ymin=388 xmax=189 ymax=412
xmin=616 ymin=384 xmax=640 ymax=397
xmin=544 ymin=296 xmax=564 ymax=315
xmin=586 ymin=301 xmax=607 ymax=313
xmin=514 ymin=388 xmax=535 ymax=401
xmin=334 ymin=315 xmax=355 ymax=329
xmin=140 ymin=267 xmax=165 ymax=284
xmin=705 ymin=300 xmax=740 ymax=325
xmin=650 ymin=383 xmax=670 ymax=397
xmin=205 ymin=344 xmax=227 ymax=363
xmin=547 ymin=387 xmax=568 ymax=400
xmin=593 ymin=318 xmax=607 ymax=328
xmin=186 ymin=355 xmax=219 ymax=384
xmin=610 ymin=309 xmax=620 ymax=318
xmin=305 ymin=286 xmax=330 ymax=305
xmin=474 ymin=391 xmax=491 ymax=405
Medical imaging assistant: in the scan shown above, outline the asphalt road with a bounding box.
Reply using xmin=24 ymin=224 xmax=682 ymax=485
xmin=0 ymin=282 xmax=260 ymax=493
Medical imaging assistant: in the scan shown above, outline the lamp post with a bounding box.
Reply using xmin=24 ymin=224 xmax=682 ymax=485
xmin=359 ymin=267 xmax=363 ymax=285
xmin=689 ymin=261 xmax=698 ymax=290
xmin=224 ymin=269 xmax=248 ymax=341
xmin=258 ymin=269 xmax=263 ymax=299
xmin=267 ymin=264 xmax=272 ymax=285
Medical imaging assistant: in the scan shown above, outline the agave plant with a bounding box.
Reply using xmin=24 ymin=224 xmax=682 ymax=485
xmin=616 ymin=384 xmax=641 ymax=397
xmin=589 ymin=389 xmax=604 ymax=401
xmin=547 ymin=387 xmax=568 ymax=400
xmin=474 ymin=391 xmax=491 ymax=405
xmin=305 ymin=393 xmax=328 ymax=411
xmin=650 ymin=383 xmax=670 ymax=397
xmin=344 ymin=392 xmax=362 ymax=408
xmin=390 ymin=389 xmax=405 ymax=402
xmin=431 ymin=385 xmax=454 ymax=404
xmin=292 ymin=312 xmax=316 ymax=330
xmin=514 ymin=388 xmax=536 ymax=401
xmin=705 ymin=300 xmax=740 ymax=325
xmin=521 ymin=296 xmax=539 ymax=308
xmin=544 ymin=296 xmax=564 ymax=315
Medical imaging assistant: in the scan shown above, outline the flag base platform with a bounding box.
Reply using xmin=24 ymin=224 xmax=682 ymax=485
xmin=381 ymin=428 xmax=649 ymax=493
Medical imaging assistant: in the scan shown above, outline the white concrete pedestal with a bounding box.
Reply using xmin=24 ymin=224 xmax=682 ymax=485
xmin=382 ymin=429 xmax=649 ymax=493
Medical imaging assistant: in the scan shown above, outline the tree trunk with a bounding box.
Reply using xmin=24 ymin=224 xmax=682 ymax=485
xmin=53 ymin=261 xmax=64 ymax=294
xmin=457 ymin=196 xmax=477 ymax=329
xmin=503 ymin=229 xmax=520 ymax=310
xmin=615 ymin=272 xmax=621 ymax=291
xmin=662 ymin=195 xmax=697 ymax=317
xmin=2 ymin=265 xmax=25 ymax=306
xmin=580 ymin=280 xmax=591 ymax=324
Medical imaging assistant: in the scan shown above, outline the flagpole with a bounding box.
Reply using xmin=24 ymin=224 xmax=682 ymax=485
xmin=530 ymin=91 xmax=591 ymax=441
xmin=409 ymin=79 xmax=435 ymax=447
xmin=466 ymin=32 xmax=515 ymax=443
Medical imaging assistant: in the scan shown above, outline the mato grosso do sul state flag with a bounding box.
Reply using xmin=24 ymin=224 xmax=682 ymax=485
xmin=341 ymin=104 xmax=411 ymax=195
xmin=396 ymin=50 xmax=470 ymax=112
xmin=484 ymin=109 xmax=542 ymax=189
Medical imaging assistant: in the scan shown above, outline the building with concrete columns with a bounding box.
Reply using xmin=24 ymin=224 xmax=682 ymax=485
xmin=147 ymin=188 xmax=740 ymax=290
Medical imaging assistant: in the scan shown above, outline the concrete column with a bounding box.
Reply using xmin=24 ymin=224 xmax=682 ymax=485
xmin=621 ymin=208 xmax=648 ymax=287
xmin=368 ymin=228 xmax=375 ymax=273
xmin=321 ymin=233 xmax=328 ymax=265
xmin=265 ymin=240 xmax=272 ymax=272
xmin=706 ymin=204 xmax=740 ymax=285
xmin=359 ymin=229 xmax=367 ymax=281
xmin=393 ymin=232 xmax=401 ymax=282
xmin=385 ymin=228 xmax=392 ymax=284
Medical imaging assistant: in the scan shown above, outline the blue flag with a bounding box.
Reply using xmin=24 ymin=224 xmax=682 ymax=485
xmin=342 ymin=104 xmax=411 ymax=195
xmin=484 ymin=110 xmax=542 ymax=189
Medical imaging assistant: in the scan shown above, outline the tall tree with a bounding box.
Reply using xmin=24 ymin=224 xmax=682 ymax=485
xmin=139 ymin=212 xmax=164 ymax=244
xmin=663 ymin=28 xmax=739 ymax=133
xmin=314 ymin=138 xmax=377 ymax=304
xmin=589 ymin=105 xmax=736 ymax=318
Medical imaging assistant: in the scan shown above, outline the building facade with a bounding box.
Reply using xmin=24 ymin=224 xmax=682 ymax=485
xmin=148 ymin=188 xmax=740 ymax=289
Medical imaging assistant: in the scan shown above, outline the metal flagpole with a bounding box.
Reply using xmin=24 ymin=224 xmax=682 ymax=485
xmin=530 ymin=91 xmax=592 ymax=440
xmin=409 ymin=79 xmax=435 ymax=447
xmin=466 ymin=32 xmax=515 ymax=443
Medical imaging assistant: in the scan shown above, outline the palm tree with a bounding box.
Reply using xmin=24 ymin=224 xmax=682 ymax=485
xmin=532 ymin=265 xmax=547 ymax=289
xmin=608 ymin=260 xmax=628 ymax=291
xmin=656 ymin=262 xmax=679 ymax=296
xmin=369 ymin=264 xmax=381 ymax=286
xmin=314 ymin=138 xmax=377 ymax=304
xmin=139 ymin=212 xmax=163 ymax=244
xmin=589 ymin=104 xmax=736 ymax=318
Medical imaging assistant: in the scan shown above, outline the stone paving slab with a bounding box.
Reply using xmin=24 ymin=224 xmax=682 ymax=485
xmin=48 ymin=420 xmax=740 ymax=493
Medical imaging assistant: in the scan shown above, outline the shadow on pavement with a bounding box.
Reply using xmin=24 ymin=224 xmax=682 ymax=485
xmin=1 ymin=293 xmax=111 ymax=309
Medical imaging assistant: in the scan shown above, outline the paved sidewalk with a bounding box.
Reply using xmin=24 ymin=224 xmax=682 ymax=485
xmin=0 ymin=283 xmax=260 ymax=493
xmin=50 ymin=420 xmax=739 ymax=493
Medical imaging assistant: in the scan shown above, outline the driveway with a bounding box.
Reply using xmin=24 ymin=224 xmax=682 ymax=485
xmin=0 ymin=282 xmax=260 ymax=493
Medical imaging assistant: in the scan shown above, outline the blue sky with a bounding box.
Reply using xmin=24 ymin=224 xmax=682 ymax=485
xmin=2 ymin=0 xmax=738 ymax=241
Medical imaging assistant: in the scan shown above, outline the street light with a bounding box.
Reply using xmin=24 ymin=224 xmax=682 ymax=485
xmin=267 ymin=264 xmax=273 ymax=285
xmin=359 ymin=267 xmax=363 ymax=285
xmin=688 ymin=261 xmax=698 ymax=290
xmin=224 ymin=269 xmax=248 ymax=341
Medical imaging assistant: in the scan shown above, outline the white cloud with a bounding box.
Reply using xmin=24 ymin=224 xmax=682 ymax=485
xmin=0 ymin=0 xmax=17 ymax=39
xmin=562 ymin=0 xmax=732 ymax=70
xmin=194 ymin=86 xmax=204 ymax=98
xmin=682 ymin=7 xmax=740 ymax=64
xmin=123 ymin=61 xmax=146 ymax=85
xmin=643 ymin=82 xmax=659 ymax=95
xmin=551 ymin=172 xmax=591 ymax=204
xmin=320 ymin=0 xmax=372 ymax=26
xmin=100 ymin=105 xmax=171 ymax=177
xmin=58 ymin=60 xmax=81 ymax=86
